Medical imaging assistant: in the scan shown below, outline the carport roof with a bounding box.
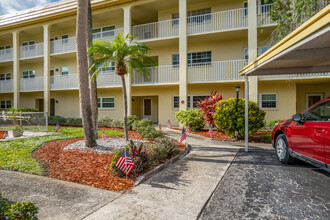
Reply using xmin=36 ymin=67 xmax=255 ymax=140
xmin=240 ymin=4 xmax=330 ymax=76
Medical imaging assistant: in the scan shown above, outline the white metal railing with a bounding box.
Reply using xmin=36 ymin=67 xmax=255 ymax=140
xmin=20 ymin=77 xmax=44 ymax=91
xmin=0 ymin=79 xmax=13 ymax=92
xmin=20 ymin=43 xmax=44 ymax=59
xmin=0 ymin=49 xmax=13 ymax=62
xmin=188 ymin=60 xmax=247 ymax=82
xmin=93 ymin=28 xmax=124 ymax=41
xmin=50 ymin=74 xmax=78 ymax=90
xmin=257 ymin=4 xmax=275 ymax=26
xmin=132 ymin=65 xmax=179 ymax=85
xmin=188 ymin=8 xmax=247 ymax=35
xmin=50 ymin=37 xmax=76 ymax=54
xmin=97 ymin=72 xmax=122 ymax=87
xmin=132 ymin=19 xmax=179 ymax=41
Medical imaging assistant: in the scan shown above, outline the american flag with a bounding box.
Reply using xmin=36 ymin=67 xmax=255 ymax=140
xmin=115 ymin=149 xmax=135 ymax=176
xmin=179 ymin=127 xmax=186 ymax=143
xmin=158 ymin=123 xmax=162 ymax=131
xmin=166 ymin=120 xmax=172 ymax=128
xmin=38 ymin=124 xmax=40 ymax=130
xmin=2 ymin=130 xmax=8 ymax=139
xmin=102 ymin=130 xmax=107 ymax=139
xmin=208 ymin=125 xmax=213 ymax=138
xmin=55 ymin=122 xmax=60 ymax=132
xmin=185 ymin=123 xmax=189 ymax=133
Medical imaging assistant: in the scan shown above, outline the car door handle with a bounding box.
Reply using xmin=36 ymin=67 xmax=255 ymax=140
xmin=314 ymin=127 xmax=325 ymax=133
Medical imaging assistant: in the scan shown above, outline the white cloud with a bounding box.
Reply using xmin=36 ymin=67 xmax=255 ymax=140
xmin=0 ymin=0 xmax=57 ymax=16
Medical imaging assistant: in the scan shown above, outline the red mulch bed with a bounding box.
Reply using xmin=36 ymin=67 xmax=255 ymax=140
xmin=173 ymin=128 xmax=232 ymax=140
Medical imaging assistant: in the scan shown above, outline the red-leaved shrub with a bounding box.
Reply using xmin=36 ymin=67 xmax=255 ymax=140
xmin=197 ymin=91 xmax=223 ymax=127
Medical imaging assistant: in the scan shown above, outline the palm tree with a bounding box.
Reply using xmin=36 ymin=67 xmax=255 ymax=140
xmin=88 ymin=33 xmax=156 ymax=141
xmin=76 ymin=0 xmax=97 ymax=147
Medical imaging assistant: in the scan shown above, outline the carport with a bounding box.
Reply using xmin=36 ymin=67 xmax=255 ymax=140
xmin=240 ymin=5 xmax=330 ymax=151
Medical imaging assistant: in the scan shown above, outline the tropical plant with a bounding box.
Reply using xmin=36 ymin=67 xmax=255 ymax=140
xmin=197 ymin=91 xmax=223 ymax=127
xmin=76 ymin=0 xmax=96 ymax=147
xmin=175 ymin=109 xmax=205 ymax=131
xmin=6 ymin=107 xmax=20 ymax=129
xmin=88 ymin=33 xmax=156 ymax=141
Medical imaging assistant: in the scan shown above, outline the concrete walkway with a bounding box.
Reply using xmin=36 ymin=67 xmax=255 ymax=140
xmin=84 ymin=129 xmax=241 ymax=220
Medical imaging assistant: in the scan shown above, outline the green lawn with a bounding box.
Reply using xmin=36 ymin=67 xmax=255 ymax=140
xmin=0 ymin=126 xmax=124 ymax=175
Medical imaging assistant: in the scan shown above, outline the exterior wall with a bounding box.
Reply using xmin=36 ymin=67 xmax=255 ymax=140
xmin=19 ymin=92 xmax=44 ymax=108
xmin=50 ymin=56 xmax=77 ymax=76
xmin=20 ymin=61 xmax=44 ymax=77
xmin=97 ymin=88 xmax=124 ymax=120
xmin=0 ymin=93 xmax=13 ymax=110
xmin=51 ymin=90 xmax=80 ymax=118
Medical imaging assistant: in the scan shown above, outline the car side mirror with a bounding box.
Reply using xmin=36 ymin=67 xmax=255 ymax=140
xmin=292 ymin=114 xmax=303 ymax=122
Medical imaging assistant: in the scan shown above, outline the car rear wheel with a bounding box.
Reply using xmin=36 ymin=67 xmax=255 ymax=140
xmin=275 ymin=134 xmax=295 ymax=164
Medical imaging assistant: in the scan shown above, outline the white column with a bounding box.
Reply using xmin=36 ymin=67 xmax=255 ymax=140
xmin=179 ymin=0 xmax=187 ymax=111
xmin=43 ymin=24 xmax=50 ymax=115
xmin=124 ymin=6 xmax=132 ymax=116
xmin=12 ymin=31 xmax=20 ymax=108
xmin=248 ymin=0 xmax=258 ymax=102
xmin=245 ymin=75 xmax=249 ymax=152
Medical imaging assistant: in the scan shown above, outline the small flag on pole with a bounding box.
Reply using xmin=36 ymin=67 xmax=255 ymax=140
xmin=115 ymin=149 xmax=135 ymax=176
xmin=158 ymin=123 xmax=162 ymax=131
xmin=55 ymin=122 xmax=60 ymax=132
xmin=2 ymin=130 xmax=8 ymax=139
xmin=208 ymin=125 xmax=213 ymax=138
xmin=38 ymin=124 xmax=40 ymax=130
xmin=179 ymin=127 xmax=186 ymax=143
xmin=102 ymin=130 xmax=107 ymax=139
xmin=186 ymin=123 xmax=189 ymax=133
xmin=166 ymin=120 xmax=172 ymax=128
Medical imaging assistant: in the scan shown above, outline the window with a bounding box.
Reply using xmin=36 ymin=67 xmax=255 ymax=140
xmin=22 ymin=70 xmax=35 ymax=79
xmin=244 ymin=46 xmax=271 ymax=60
xmin=243 ymin=2 xmax=248 ymax=16
xmin=61 ymin=66 xmax=69 ymax=76
xmin=0 ymin=73 xmax=11 ymax=80
xmin=172 ymin=13 xmax=179 ymax=27
xmin=22 ymin=41 xmax=35 ymax=50
xmin=260 ymin=94 xmax=277 ymax=109
xmin=61 ymin=34 xmax=69 ymax=44
xmin=101 ymin=62 xmax=115 ymax=73
xmin=244 ymin=48 xmax=249 ymax=61
xmin=93 ymin=26 xmax=116 ymax=39
xmin=193 ymin=96 xmax=207 ymax=108
xmin=172 ymin=54 xmax=179 ymax=66
xmin=0 ymin=45 xmax=10 ymax=54
xmin=173 ymin=96 xmax=191 ymax=109
xmin=173 ymin=96 xmax=206 ymax=109
xmin=304 ymin=100 xmax=330 ymax=122
xmin=0 ymin=100 xmax=11 ymax=109
xmin=98 ymin=97 xmax=115 ymax=109
xmin=173 ymin=51 xmax=212 ymax=66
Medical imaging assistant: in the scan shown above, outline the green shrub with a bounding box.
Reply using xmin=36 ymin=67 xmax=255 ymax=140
xmin=126 ymin=115 xmax=139 ymax=130
xmin=132 ymin=119 xmax=162 ymax=139
xmin=132 ymin=118 xmax=153 ymax=131
xmin=264 ymin=119 xmax=283 ymax=130
xmin=98 ymin=116 xmax=113 ymax=127
xmin=175 ymin=109 xmax=205 ymax=131
xmin=214 ymin=98 xmax=265 ymax=139
xmin=112 ymin=119 xmax=124 ymax=128
xmin=150 ymin=137 xmax=178 ymax=162
xmin=0 ymin=192 xmax=39 ymax=219
xmin=66 ymin=118 xmax=83 ymax=126
xmin=48 ymin=116 xmax=67 ymax=125
xmin=17 ymin=108 xmax=39 ymax=112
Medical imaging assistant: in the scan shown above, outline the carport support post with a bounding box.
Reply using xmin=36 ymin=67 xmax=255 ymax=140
xmin=245 ymin=75 xmax=249 ymax=152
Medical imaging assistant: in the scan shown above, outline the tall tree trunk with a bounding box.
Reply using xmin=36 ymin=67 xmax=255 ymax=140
xmin=76 ymin=0 xmax=96 ymax=147
xmin=120 ymin=75 xmax=129 ymax=141
xmin=87 ymin=0 xmax=99 ymax=139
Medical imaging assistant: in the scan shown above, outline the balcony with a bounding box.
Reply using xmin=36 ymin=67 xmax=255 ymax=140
xmin=20 ymin=77 xmax=44 ymax=91
xmin=93 ymin=28 xmax=124 ymax=41
xmin=50 ymin=37 xmax=76 ymax=55
xmin=0 ymin=80 xmax=13 ymax=92
xmin=97 ymin=72 xmax=122 ymax=88
xmin=20 ymin=43 xmax=44 ymax=59
xmin=188 ymin=60 xmax=247 ymax=83
xmin=132 ymin=65 xmax=179 ymax=85
xmin=0 ymin=49 xmax=13 ymax=62
xmin=50 ymin=74 xmax=78 ymax=90
xmin=257 ymin=4 xmax=275 ymax=26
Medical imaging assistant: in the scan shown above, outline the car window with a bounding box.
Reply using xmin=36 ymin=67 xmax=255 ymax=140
xmin=304 ymin=100 xmax=330 ymax=122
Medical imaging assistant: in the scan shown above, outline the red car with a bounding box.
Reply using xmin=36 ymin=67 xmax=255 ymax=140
xmin=272 ymin=97 xmax=330 ymax=172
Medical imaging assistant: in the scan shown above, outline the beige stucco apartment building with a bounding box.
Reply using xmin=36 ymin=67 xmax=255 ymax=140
xmin=0 ymin=0 xmax=329 ymax=125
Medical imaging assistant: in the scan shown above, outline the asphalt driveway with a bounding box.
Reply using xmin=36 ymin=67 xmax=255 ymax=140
xmin=199 ymin=144 xmax=330 ymax=220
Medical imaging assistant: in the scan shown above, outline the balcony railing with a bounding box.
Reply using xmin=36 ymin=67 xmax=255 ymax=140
xmin=257 ymin=4 xmax=275 ymax=26
xmin=188 ymin=8 xmax=247 ymax=35
xmin=20 ymin=43 xmax=44 ymax=59
xmin=0 ymin=49 xmax=13 ymax=62
xmin=93 ymin=28 xmax=124 ymax=41
xmin=188 ymin=60 xmax=247 ymax=83
xmin=97 ymin=72 xmax=122 ymax=87
xmin=20 ymin=77 xmax=44 ymax=91
xmin=132 ymin=19 xmax=179 ymax=41
xmin=50 ymin=74 xmax=78 ymax=90
xmin=50 ymin=37 xmax=76 ymax=55
xmin=0 ymin=79 xmax=13 ymax=92
xmin=132 ymin=65 xmax=179 ymax=85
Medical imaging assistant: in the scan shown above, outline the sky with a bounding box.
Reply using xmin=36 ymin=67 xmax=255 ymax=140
xmin=0 ymin=0 xmax=60 ymax=16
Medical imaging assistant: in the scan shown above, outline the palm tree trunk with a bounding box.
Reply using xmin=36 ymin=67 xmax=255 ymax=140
xmin=87 ymin=0 xmax=99 ymax=139
xmin=76 ymin=0 xmax=96 ymax=147
xmin=120 ymin=75 xmax=129 ymax=141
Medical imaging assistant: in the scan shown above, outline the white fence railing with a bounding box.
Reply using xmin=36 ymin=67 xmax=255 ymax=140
xmin=132 ymin=65 xmax=179 ymax=85
xmin=93 ymin=28 xmax=124 ymax=41
xmin=20 ymin=43 xmax=44 ymax=59
xmin=20 ymin=77 xmax=44 ymax=91
xmin=97 ymin=72 xmax=122 ymax=87
xmin=257 ymin=4 xmax=275 ymax=26
xmin=0 ymin=79 xmax=13 ymax=92
xmin=50 ymin=74 xmax=78 ymax=90
xmin=188 ymin=8 xmax=247 ymax=35
xmin=132 ymin=19 xmax=179 ymax=41
xmin=50 ymin=37 xmax=76 ymax=55
xmin=188 ymin=60 xmax=247 ymax=82
xmin=0 ymin=49 xmax=13 ymax=62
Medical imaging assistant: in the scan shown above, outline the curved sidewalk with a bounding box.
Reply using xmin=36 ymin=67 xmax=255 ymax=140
xmin=84 ymin=129 xmax=241 ymax=220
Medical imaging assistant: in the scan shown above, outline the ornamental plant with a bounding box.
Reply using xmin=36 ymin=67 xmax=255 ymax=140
xmin=175 ymin=109 xmax=205 ymax=131
xmin=214 ymin=98 xmax=265 ymax=139
xmin=197 ymin=91 xmax=223 ymax=127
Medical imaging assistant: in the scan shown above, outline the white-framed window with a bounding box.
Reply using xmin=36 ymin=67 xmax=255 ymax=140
xmin=101 ymin=62 xmax=115 ymax=73
xmin=61 ymin=34 xmax=69 ymax=44
xmin=22 ymin=41 xmax=35 ymax=50
xmin=172 ymin=54 xmax=179 ymax=66
xmin=0 ymin=73 xmax=11 ymax=80
xmin=61 ymin=66 xmax=69 ymax=76
xmin=259 ymin=93 xmax=277 ymax=109
xmin=173 ymin=95 xmax=207 ymax=109
xmin=22 ymin=70 xmax=35 ymax=79
xmin=173 ymin=96 xmax=191 ymax=109
xmin=0 ymin=100 xmax=11 ymax=109
xmin=173 ymin=51 xmax=212 ymax=66
xmin=98 ymin=97 xmax=115 ymax=109
xmin=244 ymin=46 xmax=271 ymax=61
xmin=93 ymin=25 xmax=116 ymax=39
